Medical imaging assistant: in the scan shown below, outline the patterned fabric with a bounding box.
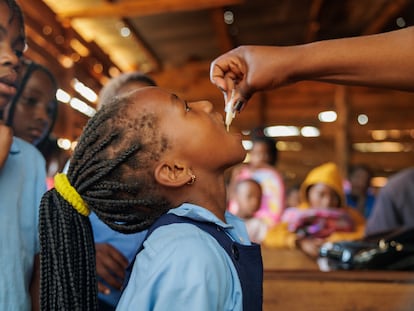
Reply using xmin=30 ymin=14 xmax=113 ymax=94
xmin=282 ymin=207 xmax=355 ymax=238
xmin=230 ymin=165 xmax=285 ymax=226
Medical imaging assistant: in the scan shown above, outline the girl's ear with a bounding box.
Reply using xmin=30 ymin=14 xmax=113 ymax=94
xmin=154 ymin=161 xmax=192 ymax=187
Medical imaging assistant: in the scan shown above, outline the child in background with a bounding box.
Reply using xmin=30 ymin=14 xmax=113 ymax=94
xmin=345 ymin=164 xmax=376 ymax=219
xmin=233 ymin=178 xmax=268 ymax=244
xmin=2 ymin=58 xmax=63 ymax=188
xmin=3 ymin=58 xmax=58 ymax=146
xmin=228 ymin=133 xmax=285 ymax=227
xmin=0 ymin=1 xmax=46 ymax=310
xmin=39 ymin=87 xmax=263 ymax=311
xmin=284 ymin=183 xmax=300 ymax=209
xmin=263 ymin=162 xmax=365 ymax=258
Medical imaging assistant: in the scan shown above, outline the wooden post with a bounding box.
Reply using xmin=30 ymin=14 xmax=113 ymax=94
xmin=334 ymin=85 xmax=350 ymax=179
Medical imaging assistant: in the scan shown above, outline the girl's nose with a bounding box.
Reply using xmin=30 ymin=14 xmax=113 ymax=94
xmin=34 ymin=105 xmax=51 ymax=125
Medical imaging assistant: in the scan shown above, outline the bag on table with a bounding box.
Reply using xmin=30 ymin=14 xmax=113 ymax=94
xmin=318 ymin=226 xmax=414 ymax=270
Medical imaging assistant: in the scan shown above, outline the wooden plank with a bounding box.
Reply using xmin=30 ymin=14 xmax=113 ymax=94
xmin=334 ymin=85 xmax=350 ymax=177
xmin=59 ymin=0 xmax=244 ymax=19
xmin=362 ymin=0 xmax=409 ymax=35
xmin=209 ymin=8 xmax=234 ymax=53
xmin=262 ymin=248 xmax=319 ymax=270
xmin=263 ymin=270 xmax=414 ymax=311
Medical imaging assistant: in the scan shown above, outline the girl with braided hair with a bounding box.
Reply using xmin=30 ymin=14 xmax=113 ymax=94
xmin=40 ymin=87 xmax=263 ymax=311
xmin=1 ymin=1 xmax=46 ymax=310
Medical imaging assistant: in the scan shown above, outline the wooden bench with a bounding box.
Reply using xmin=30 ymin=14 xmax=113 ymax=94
xmin=263 ymin=268 xmax=414 ymax=311
xmin=261 ymin=247 xmax=319 ymax=270
xmin=261 ymin=247 xmax=414 ymax=310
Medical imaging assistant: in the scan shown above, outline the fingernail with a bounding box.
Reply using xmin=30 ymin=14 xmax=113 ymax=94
xmin=234 ymin=100 xmax=245 ymax=112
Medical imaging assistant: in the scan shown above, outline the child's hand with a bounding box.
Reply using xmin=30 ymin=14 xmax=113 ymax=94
xmin=0 ymin=122 xmax=13 ymax=169
xmin=95 ymin=243 xmax=129 ymax=294
xmin=297 ymin=237 xmax=325 ymax=259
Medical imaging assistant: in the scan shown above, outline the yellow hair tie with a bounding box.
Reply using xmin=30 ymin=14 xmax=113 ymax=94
xmin=54 ymin=173 xmax=90 ymax=216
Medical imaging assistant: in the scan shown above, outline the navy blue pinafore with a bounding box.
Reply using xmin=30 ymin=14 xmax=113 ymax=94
xmin=124 ymin=213 xmax=263 ymax=311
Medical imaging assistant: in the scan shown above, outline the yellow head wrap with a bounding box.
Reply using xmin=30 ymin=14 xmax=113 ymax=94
xmin=299 ymin=162 xmax=346 ymax=208
xmin=54 ymin=173 xmax=90 ymax=216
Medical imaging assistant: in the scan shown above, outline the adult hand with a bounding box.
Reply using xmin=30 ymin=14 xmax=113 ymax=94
xmin=210 ymin=46 xmax=293 ymax=111
xmin=0 ymin=122 xmax=13 ymax=169
xmin=95 ymin=243 xmax=129 ymax=294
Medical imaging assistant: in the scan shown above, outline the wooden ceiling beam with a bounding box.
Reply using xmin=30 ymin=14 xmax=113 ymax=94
xmin=209 ymin=8 xmax=234 ymax=53
xmin=123 ymin=19 xmax=162 ymax=72
xmin=59 ymin=0 xmax=244 ymax=19
xmin=304 ymin=0 xmax=324 ymax=43
xmin=362 ymin=0 xmax=409 ymax=35
xmin=19 ymin=0 xmax=118 ymax=88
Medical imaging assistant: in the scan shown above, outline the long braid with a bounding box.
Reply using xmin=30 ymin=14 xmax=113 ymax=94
xmin=39 ymin=94 xmax=173 ymax=310
xmin=39 ymin=190 xmax=97 ymax=310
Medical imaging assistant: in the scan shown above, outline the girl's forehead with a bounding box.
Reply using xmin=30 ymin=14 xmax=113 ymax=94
xmin=0 ymin=4 xmax=24 ymax=41
xmin=310 ymin=183 xmax=332 ymax=192
xmin=130 ymin=87 xmax=175 ymax=108
xmin=0 ymin=3 xmax=10 ymax=24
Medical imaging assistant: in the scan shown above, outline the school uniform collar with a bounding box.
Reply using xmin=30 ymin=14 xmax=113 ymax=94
xmin=168 ymin=203 xmax=241 ymax=230
xmin=10 ymin=137 xmax=23 ymax=155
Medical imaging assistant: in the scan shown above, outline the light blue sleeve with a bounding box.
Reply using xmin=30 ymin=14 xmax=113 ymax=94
xmin=117 ymin=223 xmax=242 ymax=311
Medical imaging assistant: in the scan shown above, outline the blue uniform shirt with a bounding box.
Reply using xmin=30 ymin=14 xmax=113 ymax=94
xmin=0 ymin=138 xmax=46 ymax=310
xmin=117 ymin=203 xmax=251 ymax=311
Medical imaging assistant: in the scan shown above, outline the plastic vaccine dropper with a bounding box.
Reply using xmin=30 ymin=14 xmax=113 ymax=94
xmin=225 ymin=89 xmax=236 ymax=132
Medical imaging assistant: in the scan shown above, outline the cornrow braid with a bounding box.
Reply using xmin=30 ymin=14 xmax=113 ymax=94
xmin=39 ymin=93 xmax=173 ymax=310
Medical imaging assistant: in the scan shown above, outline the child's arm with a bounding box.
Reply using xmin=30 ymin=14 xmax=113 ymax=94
xmin=95 ymin=243 xmax=129 ymax=294
xmin=0 ymin=122 xmax=13 ymax=169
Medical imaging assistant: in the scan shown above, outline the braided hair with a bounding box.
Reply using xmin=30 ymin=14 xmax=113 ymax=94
xmin=39 ymin=93 xmax=173 ymax=310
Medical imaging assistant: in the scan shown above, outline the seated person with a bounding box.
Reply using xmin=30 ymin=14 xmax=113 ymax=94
xmin=233 ymin=178 xmax=268 ymax=244
xmin=263 ymin=162 xmax=365 ymax=258
xmin=345 ymin=164 xmax=376 ymax=218
xmin=365 ymin=167 xmax=414 ymax=236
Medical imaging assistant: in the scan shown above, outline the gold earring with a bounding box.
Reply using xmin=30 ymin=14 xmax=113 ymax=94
xmin=187 ymin=174 xmax=196 ymax=185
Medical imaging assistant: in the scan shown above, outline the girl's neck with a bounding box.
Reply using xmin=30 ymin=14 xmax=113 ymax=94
xmin=174 ymin=173 xmax=228 ymax=222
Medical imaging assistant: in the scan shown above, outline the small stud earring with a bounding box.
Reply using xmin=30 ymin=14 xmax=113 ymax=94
xmin=187 ymin=174 xmax=196 ymax=185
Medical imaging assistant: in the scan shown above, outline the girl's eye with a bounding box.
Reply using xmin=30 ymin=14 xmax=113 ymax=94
xmin=21 ymin=96 xmax=37 ymax=106
xmin=184 ymin=101 xmax=191 ymax=112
